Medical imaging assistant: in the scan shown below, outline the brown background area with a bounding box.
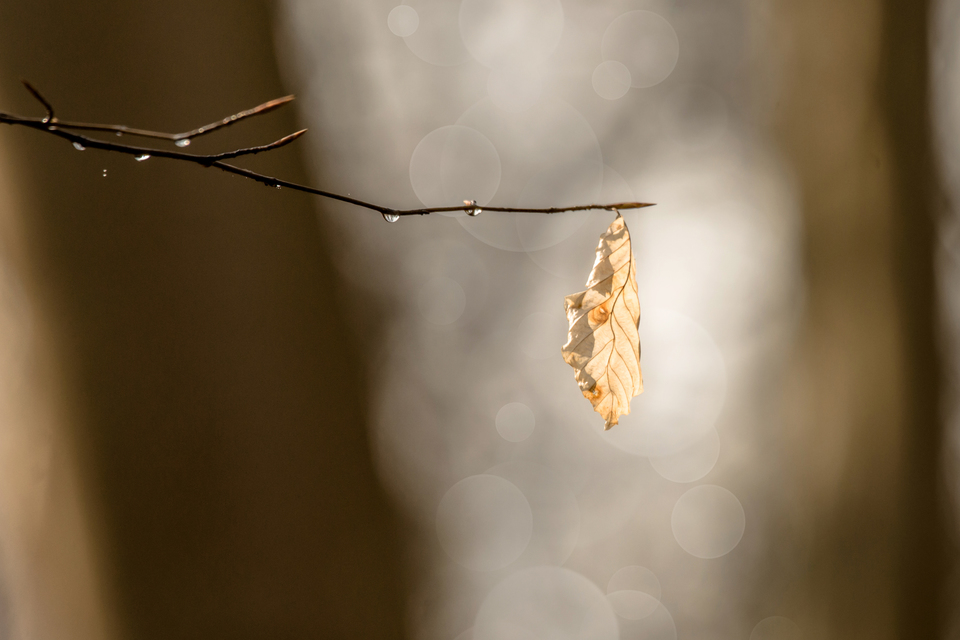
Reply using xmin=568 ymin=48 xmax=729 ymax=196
xmin=768 ymin=0 xmax=946 ymax=636
xmin=0 ymin=2 xmax=406 ymax=639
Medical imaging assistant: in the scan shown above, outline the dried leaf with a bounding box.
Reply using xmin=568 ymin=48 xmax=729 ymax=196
xmin=561 ymin=212 xmax=642 ymax=430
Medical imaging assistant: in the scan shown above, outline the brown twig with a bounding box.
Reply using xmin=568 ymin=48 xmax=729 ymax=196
xmin=19 ymin=80 xmax=295 ymax=144
xmin=0 ymin=83 xmax=656 ymax=218
xmin=20 ymin=80 xmax=54 ymax=123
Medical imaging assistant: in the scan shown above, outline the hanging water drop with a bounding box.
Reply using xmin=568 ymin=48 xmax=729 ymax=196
xmin=116 ymin=131 xmax=123 ymax=137
xmin=382 ymin=210 xmax=400 ymax=223
xmin=275 ymin=185 xmax=281 ymax=190
xmin=72 ymin=142 xmax=85 ymax=151
xmin=464 ymin=199 xmax=481 ymax=216
xmin=175 ymin=139 xmax=191 ymax=148
xmin=134 ymin=154 xmax=151 ymax=162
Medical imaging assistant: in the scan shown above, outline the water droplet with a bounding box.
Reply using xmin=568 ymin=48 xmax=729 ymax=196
xmin=102 ymin=169 xmax=107 ymax=178
xmin=175 ymin=139 xmax=191 ymax=148
xmin=464 ymin=199 xmax=482 ymax=216
xmin=41 ymin=116 xmax=50 ymax=124
xmin=197 ymin=127 xmax=206 ymax=133
xmin=72 ymin=142 xmax=85 ymax=151
xmin=275 ymin=185 xmax=281 ymax=190
xmin=134 ymin=154 xmax=151 ymax=162
xmin=230 ymin=115 xmax=237 ymax=121
xmin=116 ymin=131 xmax=123 ymax=137
xmin=382 ymin=210 xmax=401 ymax=223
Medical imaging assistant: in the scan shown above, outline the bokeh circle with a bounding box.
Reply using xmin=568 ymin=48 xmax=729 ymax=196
xmin=606 ymin=565 xmax=663 ymax=622
xmin=608 ymin=565 xmax=661 ymax=600
xmin=601 ymin=11 xmax=679 ymax=88
xmin=474 ymin=567 xmax=618 ymax=640
xmin=402 ymin=0 xmax=471 ymax=66
xmin=387 ymin=5 xmax=419 ymax=37
xmin=614 ymin=602 xmax=678 ymax=640
xmin=485 ymin=461 xmax=580 ymax=566
xmin=410 ymin=125 xmax=501 ymax=212
xmin=671 ymin=485 xmax=745 ymax=559
xmin=436 ymin=475 xmax=533 ymax=571
xmin=592 ymin=61 xmax=632 ymax=100
xmin=496 ymin=402 xmax=536 ymax=442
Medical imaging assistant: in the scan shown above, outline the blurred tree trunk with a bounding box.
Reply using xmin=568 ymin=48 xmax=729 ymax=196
xmin=0 ymin=2 xmax=406 ymax=638
xmin=879 ymin=2 xmax=947 ymax=636
xmin=769 ymin=0 xmax=946 ymax=637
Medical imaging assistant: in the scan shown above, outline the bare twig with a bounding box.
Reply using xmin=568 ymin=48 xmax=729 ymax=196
xmin=20 ymin=80 xmax=54 ymax=123
xmin=20 ymin=81 xmax=295 ymax=144
xmin=0 ymin=83 xmax=656 ymax=218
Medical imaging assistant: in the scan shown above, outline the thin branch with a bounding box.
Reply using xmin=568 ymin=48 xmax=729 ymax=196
xmin=0 ymin=84 xmax=656 ymax=217
xmin=19 ymin=82 xmax=296 ymax=144
xmin=49 ymin=95 xmax=296 ymax=144
xmin=20 ymin=80 xmax=54 ymax=122
xmin=208 ymin=129 xmax=308 ymax=161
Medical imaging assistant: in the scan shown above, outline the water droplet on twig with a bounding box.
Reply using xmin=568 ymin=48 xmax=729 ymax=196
xmin=464 ymin=199 xmax=482 ymax=216
xmin=134 ymin=154 xmax=151 ymax=162
xmin=175 ymin=139 xmax=191 ymax=148
xmin=72 ymin=142 xmax=85 ymax=151
xmin=382 ymin=210 xmax=400 ymax=223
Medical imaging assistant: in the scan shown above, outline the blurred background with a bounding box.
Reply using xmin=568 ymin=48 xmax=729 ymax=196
xmin=0 ymin=1 xmax=953 ymax=639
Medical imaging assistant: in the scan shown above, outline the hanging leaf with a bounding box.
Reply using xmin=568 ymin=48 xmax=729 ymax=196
xmin=561 ymin=212 xmax=642 ymax=430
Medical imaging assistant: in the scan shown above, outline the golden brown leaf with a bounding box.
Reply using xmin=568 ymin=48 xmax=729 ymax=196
xmin=561 ymin=212 xmax=642 ymax=430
